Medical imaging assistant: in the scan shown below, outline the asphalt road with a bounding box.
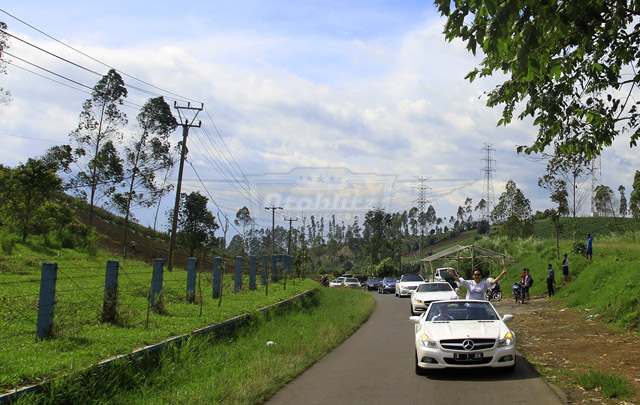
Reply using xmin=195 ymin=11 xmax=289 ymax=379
xmin=266 ymin=290 xmax=564 ymax=405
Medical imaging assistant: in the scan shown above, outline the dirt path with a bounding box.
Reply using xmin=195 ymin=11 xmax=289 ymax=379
xmin=493 ymin=293 xmax=640 ymax=404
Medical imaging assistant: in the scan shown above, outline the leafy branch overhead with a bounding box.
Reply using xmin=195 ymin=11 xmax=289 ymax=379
xmin=434 ymin=0 xmax=640 ymax=157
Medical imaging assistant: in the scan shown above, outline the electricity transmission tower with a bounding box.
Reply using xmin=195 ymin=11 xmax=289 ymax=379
xmin=412 ymin=175 xmax=431 ymax=254
xmin=481 ymin=143 xmax=496 ymax=222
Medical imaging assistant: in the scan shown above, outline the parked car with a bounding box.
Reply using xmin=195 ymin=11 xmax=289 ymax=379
xmin=330 ymin=277 xmax=345 ymax=288
xmin=395 ymin=274 xmax=425 ymax=297
xmin=409 ymin=300 xmax=516 ymax=374
xmin=342 ymin=277 xmax=361 ymax=288
xmin=378 ymin=277 xmax=396 ymax=294
xmin=434 ymin=267 xmax=458 ymax=286
xmin=365 ymin=276 xmax=381 ymax=290
xmin=410 ymin=282 xmax=459 ymax=315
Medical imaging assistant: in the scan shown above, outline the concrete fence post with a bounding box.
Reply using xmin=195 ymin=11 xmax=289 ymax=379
xmin=102 ymin=260 xmax=119 ymax=323
xmin=249 ymin=256 xmax=257 ymax=290
xmin=271 ymin=254 xmax=277 ymax=282
xmin=234 ymin=256 xmax=243 ymax=292
xmin=213 ymin=257 xmax=222 ymax=299
xmin=36 ymin=262 xmax=58 ymax=340
xmin=261 ymin=255 xmax=268 ymax=285
xmin=186 ymin=258 xmax=197 ymax=303
xmin=150 ymin=259 xmax=164 ymax=309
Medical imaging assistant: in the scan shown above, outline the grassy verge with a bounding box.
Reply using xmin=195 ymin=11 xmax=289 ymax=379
xmin=0 ymin=245 xmax=317 ymax=391
xmin=572 ymin=370 xmax=634 ymax=399
xmin=478 ymin=231 xmax=639 ymax=400
xmin=16 ymin=287 xmax=376 ymax=404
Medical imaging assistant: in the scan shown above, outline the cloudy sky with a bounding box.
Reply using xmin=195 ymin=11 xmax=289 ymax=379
xmin=0 ymin=1 xmax=636 ymax=233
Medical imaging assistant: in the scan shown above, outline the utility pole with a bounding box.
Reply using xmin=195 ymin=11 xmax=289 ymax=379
xmin=168 ymin=102 xmax=203 ymax=271
xmin=264 ymin=206 xmax=282 ymax=293
xmin=284 ymin=216 xmax=299 ymax=255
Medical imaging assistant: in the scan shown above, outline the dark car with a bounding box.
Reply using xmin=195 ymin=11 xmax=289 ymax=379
xmin=378 ymin=277 xmax=397 ymax=294
xmin=365 ymin=276 xmax=381 ymax=290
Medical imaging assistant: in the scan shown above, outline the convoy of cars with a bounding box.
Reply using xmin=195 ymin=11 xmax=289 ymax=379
xmin=335 ymin=268 xmax=517 ymax=375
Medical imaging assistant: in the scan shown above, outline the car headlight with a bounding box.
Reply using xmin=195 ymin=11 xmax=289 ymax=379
xmin=419 ymin=334 xmax=437 ymax=348
xmin=499 ymin=331 xmax=514 ymax=347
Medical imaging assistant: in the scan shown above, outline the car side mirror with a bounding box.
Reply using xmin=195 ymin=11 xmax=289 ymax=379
xmin=455 ymin=288 xmax=460 ymax=293
xmin=502 ymin=314 xmax=514 ymax=322
xmin=409 ymin=316 xmax=420 ymax=324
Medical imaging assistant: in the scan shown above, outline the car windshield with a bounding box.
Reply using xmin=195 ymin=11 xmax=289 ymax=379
xmin=416 ymin=283 xmax=453 ymax=293
xmin=383 ymin=277 xmax=395 ymax=282
xmin=426 ymin=302 xmax=499 ymax=321
xmin=438 ymin=269 xmax=456 ymax=277
xmin=401 ymin=274 xmax=424 ymax=282
xmin=345 ymin=278 xmax=358 ymax=283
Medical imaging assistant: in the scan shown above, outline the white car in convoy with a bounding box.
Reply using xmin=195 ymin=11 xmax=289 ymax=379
xmin=329 ymin=277 xmax=345 ymax=288
xmin=342 ymin=277 xmax=361 ymax=288
xmin=395 ymin=274 xmax=425 ymax=297
xmin=410 ymin=282 xmax=459 ymax=315
xmin=410 ymin=300 xmax=516 ymax=374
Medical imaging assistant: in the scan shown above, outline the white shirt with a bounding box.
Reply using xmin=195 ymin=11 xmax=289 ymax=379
xmin=457 ymin=278 xmax=492 ymax=300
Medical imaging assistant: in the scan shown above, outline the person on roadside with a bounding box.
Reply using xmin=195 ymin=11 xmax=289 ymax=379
xmin=562 ymin=253 xmax=570 ymax=283
xmin=448 ymin=268 xmax=507 ymax=319
xmin=448 ymin=268 xmax=507 ymax=300
xmin=522 ymin=268 xmax=532 ymax=301
xmin=586 ymin=233 xmax=593 ymax=262
xmin=546 ymin=264 xmax=555 ymax=297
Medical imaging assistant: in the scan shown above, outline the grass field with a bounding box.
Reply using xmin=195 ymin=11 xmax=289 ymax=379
xmin=0 ymin=243 xmax=316 ymax=392
xmin=15 ymin=288 xmax=376 ymax=404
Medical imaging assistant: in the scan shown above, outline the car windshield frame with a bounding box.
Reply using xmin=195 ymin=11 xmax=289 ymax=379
xmin=416 ymin=283 xmax=454 ymax=293
xmin=426 ymin=301 xmax=499 ymax=321
xmin=401 ymin=274 xmax=424 ymax=282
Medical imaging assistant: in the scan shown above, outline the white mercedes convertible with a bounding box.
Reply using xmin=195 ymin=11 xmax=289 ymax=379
xmin=409 ymin=300 xmax=516 ymax=374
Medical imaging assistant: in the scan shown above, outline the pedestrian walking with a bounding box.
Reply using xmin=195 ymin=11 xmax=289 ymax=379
xmin=546 ymin=264 xmax=555 ymax=297
xmin=562 ymin=253 xmax=569 ymax=283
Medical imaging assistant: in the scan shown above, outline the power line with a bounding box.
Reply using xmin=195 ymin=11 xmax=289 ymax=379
xmin=0 ymin=8 xmax=200 ymax=104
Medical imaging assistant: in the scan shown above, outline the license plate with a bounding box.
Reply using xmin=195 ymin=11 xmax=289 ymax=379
xmin=454 ymin=352 xmax=483 ymax=361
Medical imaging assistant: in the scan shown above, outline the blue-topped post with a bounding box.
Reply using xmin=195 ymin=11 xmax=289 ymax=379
xmin=249 ymin=256 xmax=257 ymax=290
xmin=102 ymin=260 xmax=119 ymax=323
xmin=261 ymin=255 xmax=268 ymax=285
xmin=271 ymin=254 xmax=278 ymax=282
xmin=213 ymin=257 xmax=222 ymax=299
xmin=36 ymin=262 xmax=58 ymax=340
xmin=150 ymin=259 xmax=164 ymax=309
xmin=234 ymin=256 xmax=243 ymax=292
xmin=186 ymin=257 xmax=197 ymax=303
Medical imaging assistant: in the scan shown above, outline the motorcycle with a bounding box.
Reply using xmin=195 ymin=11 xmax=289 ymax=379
xmin=511 ymin=281 xmax=525 ymax=304
xmin=485 ymin=281 xmax=502 ymax=301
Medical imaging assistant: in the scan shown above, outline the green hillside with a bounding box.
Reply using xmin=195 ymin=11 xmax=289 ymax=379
xmin=533 ymin=216 xmax=638 ymax=240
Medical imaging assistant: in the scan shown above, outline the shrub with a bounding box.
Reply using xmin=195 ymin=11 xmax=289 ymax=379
xmin=0 ymin=228 xmax=18 ymax=254
xmin=572 ymin=240 xmax=586 ymax=255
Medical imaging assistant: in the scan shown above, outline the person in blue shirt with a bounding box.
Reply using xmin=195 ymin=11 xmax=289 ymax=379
xmin=586 ymin=233 xmax=593 ymax=262
xmin=546 ymin=264 xmax=555 ymax=297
